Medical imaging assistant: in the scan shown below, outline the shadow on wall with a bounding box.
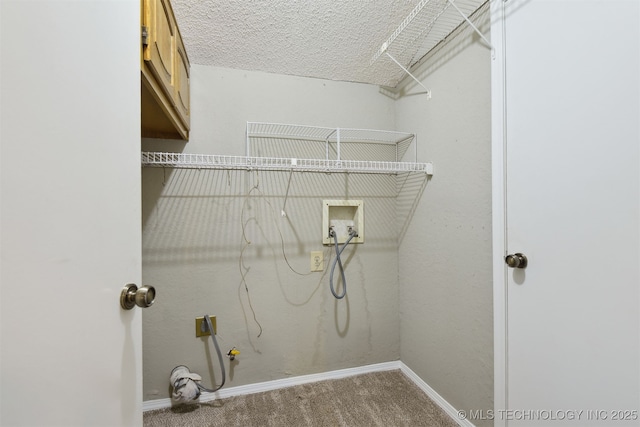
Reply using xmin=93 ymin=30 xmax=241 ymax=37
xmin=141 ymin=165 xmax=429 ymax=396
xmin=141 ymin=164 xmax=429 ymax=326
xmin=406 ymin=0 xmax=532 ymax=94
xmin=142 ymin=167 xmax=429 ymax=266
xmin=391 ymin=1 xmax=494 ymax=98
xmin=396 ymin=172 xmax=430 ymax=245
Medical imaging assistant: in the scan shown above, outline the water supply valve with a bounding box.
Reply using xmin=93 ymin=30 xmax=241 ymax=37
xmin=227 ymin=347 xmax=240 ymax=361
xmin=322 ymin=200 xmax=364 ymax=245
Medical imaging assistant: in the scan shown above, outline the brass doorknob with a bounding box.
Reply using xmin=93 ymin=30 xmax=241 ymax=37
xmin=120 ymin=283 xmax=156 ymax=310
xmin=505 ymin=253 xmax=528 ymax=269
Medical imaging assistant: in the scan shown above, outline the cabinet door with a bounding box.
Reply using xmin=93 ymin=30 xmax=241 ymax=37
xmin=143 ymin=0 xmax=174 ymax=100
xmin=174 ymin=30 xmax=190 ymax=129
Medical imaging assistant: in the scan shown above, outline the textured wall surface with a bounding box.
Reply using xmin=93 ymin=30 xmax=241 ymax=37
xmin=142 ymin=66 xmax=402 ymax=400
xmin=395 ymin=5 xmax=494 ymax=426
xmin=142 ymin=9 xmax=494 ymax=415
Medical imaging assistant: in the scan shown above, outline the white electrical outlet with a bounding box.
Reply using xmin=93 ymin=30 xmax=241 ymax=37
xmin=310 ymin=251 xmax=323 ymax=272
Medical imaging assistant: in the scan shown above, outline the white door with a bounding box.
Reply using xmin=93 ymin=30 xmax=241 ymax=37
xmin=1 ymin=1 xmax=142 ymax=426
xmin=492 ymin=1 xmax=640 ymax=426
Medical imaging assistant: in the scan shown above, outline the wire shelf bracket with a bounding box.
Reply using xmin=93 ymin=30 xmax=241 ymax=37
xmin=446 ymin=0 xmax=493 ymax=54
xmin=371 ymin=0 xmax=494 ymax=91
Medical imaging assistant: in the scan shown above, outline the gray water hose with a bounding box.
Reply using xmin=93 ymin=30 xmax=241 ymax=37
xmin=329 ymin=229 xmax=357 ymax=299
xmin=170 ymin=315 xmax=225 ymax=402
xmin=196 ymin=314 xmax=226 ymax=393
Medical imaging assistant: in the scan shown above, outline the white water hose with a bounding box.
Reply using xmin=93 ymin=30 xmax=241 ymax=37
xmin=170 ymin=315 xmax=226 ymax=403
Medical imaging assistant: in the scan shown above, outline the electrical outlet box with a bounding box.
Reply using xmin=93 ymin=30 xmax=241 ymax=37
xmin=195 ymin=316 xmax=217 ymax=337
xmin=310 ymin=251 xmax=324 ymax=271
xmin=322 ymin=200 xmax=364 ymax=245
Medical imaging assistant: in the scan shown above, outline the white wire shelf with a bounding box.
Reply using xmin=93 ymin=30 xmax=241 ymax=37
xmin=141 ymin=123 xmax=432 ymax=175
xmin=246 ymin=122 xmax=417 ymax=162
xmin=370 ymin=0 xmax=491 ymax=89
xmin=141 ymin=152 xmax=433 ymax=175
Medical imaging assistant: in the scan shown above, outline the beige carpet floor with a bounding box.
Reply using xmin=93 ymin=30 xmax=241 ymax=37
xmin=144 ymin=369 xmax=459 ymax=427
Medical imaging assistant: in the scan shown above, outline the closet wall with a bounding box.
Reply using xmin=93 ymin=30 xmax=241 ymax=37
xmin=142 ymin=67 xmax=402 ymax=400
xmin=141 ymin=6 xmax=493 ymax=420
xmin=396 ymin=5 xmax=493 ymax=425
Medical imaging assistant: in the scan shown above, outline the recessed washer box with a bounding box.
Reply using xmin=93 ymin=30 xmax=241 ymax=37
xmin=322 ymin=200 xmax=364 ymax=245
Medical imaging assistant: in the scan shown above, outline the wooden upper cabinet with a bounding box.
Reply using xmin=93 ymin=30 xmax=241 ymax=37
xmin=141 ymin=0 xmax=190 ymax=140
xmin=144 ymin=0 xmax=174 ymax=100
xmin=174 ymin=30 xmax=190 ymax=129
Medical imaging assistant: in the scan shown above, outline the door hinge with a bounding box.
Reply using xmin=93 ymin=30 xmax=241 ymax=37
xmin=141 ymin=26 xmax=149 ymax=47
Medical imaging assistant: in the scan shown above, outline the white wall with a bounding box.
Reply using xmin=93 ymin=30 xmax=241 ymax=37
xmin=141 ymin=66 xmax=402 ymax=400
xmin=141 ymin=7 xmax=494 ymax=415
xmin=141 ymin=6 xmax=494 ymax=418
xmin=395 ymin=4 xmax=494 ymax=426
xmin=0 ymin=1 xmax=141 ymax=426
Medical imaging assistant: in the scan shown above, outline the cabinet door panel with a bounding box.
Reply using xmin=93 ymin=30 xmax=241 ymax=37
xmin=175 ymin=31 xmax=190 ymax=128
xmin=144 ymin=0 xmax=174 ymax=100
xmin=141 ymin=0 xmax=189 ymax=140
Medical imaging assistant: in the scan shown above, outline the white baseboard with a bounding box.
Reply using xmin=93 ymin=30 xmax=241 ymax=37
xmin=143 ymin=361 xmax=400 ymax=412
xmin=143 ymin=396 xmax=173 ymax=412
xmin=399 ymin=363 xmax=476 ymax=427
xmin=144 ymin=360 xmax=475 ymax=427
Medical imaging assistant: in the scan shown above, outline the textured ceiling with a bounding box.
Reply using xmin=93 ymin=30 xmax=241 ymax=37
xmin=170 ymin=0 xmax=485 ymax=87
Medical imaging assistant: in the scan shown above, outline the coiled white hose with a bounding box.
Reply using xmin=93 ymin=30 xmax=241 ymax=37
xmin=170 ymin=315 xmax=226 ymax=403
